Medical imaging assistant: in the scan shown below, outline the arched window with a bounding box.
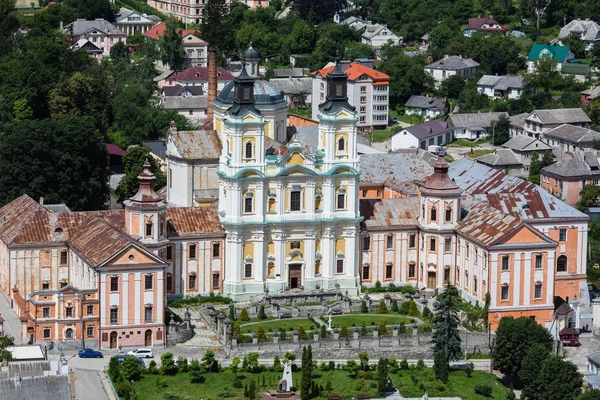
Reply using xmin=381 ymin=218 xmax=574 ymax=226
xmin=244 ymin=141 xmax=253 ymax=159
xmin=65 ymin=328 xmax=73 ymax=339
xmin=337 ymin=137 xmax=346 ymax=152
xmin=557 ymin=255 xmax=568 ymax=272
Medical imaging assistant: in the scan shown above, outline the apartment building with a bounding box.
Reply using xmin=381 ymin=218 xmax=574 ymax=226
xmin=147 ymin=0 xmax=268 ymax=25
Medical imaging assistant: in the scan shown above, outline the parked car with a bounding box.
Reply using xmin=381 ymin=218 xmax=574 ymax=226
xmin=78 ymin=349 xmax=103 ymax=358
xmin=116 ymin=354 xmax=145 ymax=366
xmin=279 ymin=311 xmax=292 ymax=319
xmin=428 ymin=145 xmax=446 ymax=155
xmin=127 ymin=348 xmax=154 ymax=358
xmin=331 ymin=309 xmax=343 ymax=315
xmin=388 ymin=115 xmax=398 ymax=124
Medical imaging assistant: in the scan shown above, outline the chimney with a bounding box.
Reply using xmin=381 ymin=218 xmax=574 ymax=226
xmin=207 ymin=48 xmax=217 ymax=123
xmin=39 ymin=197 xmax=44 ymax=205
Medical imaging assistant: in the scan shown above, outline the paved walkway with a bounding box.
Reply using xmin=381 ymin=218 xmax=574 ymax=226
xmin=174 ymin=308 xmax=221 ymax=349
xmin=0 ymin=290 xmax=22 ymax=343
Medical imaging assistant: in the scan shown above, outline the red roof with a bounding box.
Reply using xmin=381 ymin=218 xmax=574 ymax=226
xmin=106 ymin=143 xmax=125 ymax=157
xmin=467 ymin=17 xmax=509 ymax=32
xmin=144 ymin=22 xmax=205 ymax=43
xmin=169 ymin=67 xmax=234 ymax=82
xmin=312 ymin=63 xmax=389 ymax=82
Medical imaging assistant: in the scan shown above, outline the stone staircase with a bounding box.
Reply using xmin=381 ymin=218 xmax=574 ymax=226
xmin=174 ymin=310 xmax=221 ymax=350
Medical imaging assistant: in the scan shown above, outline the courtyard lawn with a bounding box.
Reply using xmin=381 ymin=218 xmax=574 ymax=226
xmin=239 ymin=317 xmax=316 ymax=334
xmin=327 ymin=314 xmax=415 ymax=328
xmin=467 ymin=149 xmax=493 ymax=158
xmin=129 ymin=368 xmax=511 ymax=400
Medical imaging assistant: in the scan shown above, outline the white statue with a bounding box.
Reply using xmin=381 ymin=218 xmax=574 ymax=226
xmin=327 ymin=310 xmax=333 ymax=331
xmin=279 ymin=361 xmax=293 ymax=392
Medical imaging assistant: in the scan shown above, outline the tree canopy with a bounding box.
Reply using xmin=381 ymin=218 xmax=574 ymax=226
xmin=432 ymin=284 xmax=462 ymax=363
xmin=115 ymin=146 xmax=166 ymax=204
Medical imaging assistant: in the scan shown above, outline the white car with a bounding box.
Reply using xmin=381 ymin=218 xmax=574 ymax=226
xmin=127 ymin=348 xmax=154 ymax=358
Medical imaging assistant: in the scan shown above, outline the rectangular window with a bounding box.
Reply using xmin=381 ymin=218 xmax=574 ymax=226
xmin=444 ymin=238 xmax=451 ymax=252
xmin=110 ymin=276 xmax=119 ymax=292
xmin=145 ymin=274 xmax=153 ymax=290
xmin=166 ymin=274 xmax=173 ymax=291
xmin=559 ymin=228 xmax=567 ymax=241
xmin=212 ymin=243 xmax=221 ymax=258
xmin=363 ymin=236 xmax=371 ymax=251
xmin=360 ymin=86 xmax=366 ymax=93
xmin=42 ymin=308 xmax=50 ymax=318
xmin=290 ymin=190 xmax=301 ymax=211
xmin=409 ymin=234 xmax=416 ymax=248
xmin=212 ymin=273 xmax=220 ymax=289
xmin=110 ymin=308 xmax=118 ymax=324
xmin=502 ymin=255 xmax=509 ymax=271
xmin=465 ymin=271 xmax=469 ymax=288
xmin=87 ymin=305 xmax=94 ymax=316
xmin=362 ymin=265 xmax=370 ymax=280
xmin=362 ymin=189 xmax=368 ymax=197
xmin=43 ymin=328 xmax=51 ymax=339
xmin=430 ymin=208 xmax=437 ymax=221
xmin=430 ymin=238 xmax=436 ymax=252
xmin=86 ymin=326 xmax=94 ymax=337
xmin=473 ymin=277 xmax=478 ymax=293
xmin=336 ymin=259 xmax=344 ymax=274
xmin=166 ymin=245 xmax=173 ymax=261
xmin=337 ymin=193 xmax=345 ymax=209
xmin=189 ymin=244 xmax=197 ymax=260
xmin=60 ymin=250 xmax=68 ymax=265
xmin=534 ymin=284 xmax=542 ymax=299
xmin=66 ymin=307 xmax=73 ymax=317
xmin=146 ymin=222 xmax=153 ymax=237
xmin=360 ymin=96 xmax=366 ymax=104
xmin=244 ymin=197 xmax=253 ymax=213
xmin=501 ymin=286 xmax=509 ymax=301
xmin=409 ymin=263 xmax=416 ymax=278
xmin=465 ymin=243 xmax=469 ymax=259
xmin=445 ymin=208 xmax=452 ymax=222
xmin=535 ymin=254 xmax=543 ymax=269
xmin=42 ymin=282 xmax=49 ymax=290
xmin=386 ymin=235 xmax=394 ymax=249
xmin=245 ymin=263 xmax=252 ymax=278
xmin=60 ymin=281 xmax=67 ymax=288
xmin=377 ymin=189 xmax=382 ymax=197
xmin=145 ymin=306 xmax=153 ymax=323
xmin=188 ymin=274 xmax=197 ymax=289
xmin=385 ymin=264 xmax=393 ymax=279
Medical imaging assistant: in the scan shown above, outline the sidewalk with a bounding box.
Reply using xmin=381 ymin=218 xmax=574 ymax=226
xmin=0 ymin=290 xmax=22 ymax=343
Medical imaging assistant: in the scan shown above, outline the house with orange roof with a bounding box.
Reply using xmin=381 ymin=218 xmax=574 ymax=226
xmin=311 ymin=60 xmax=390 ymax=132
xmin=144 ymin=22 xmax=208 ymax=67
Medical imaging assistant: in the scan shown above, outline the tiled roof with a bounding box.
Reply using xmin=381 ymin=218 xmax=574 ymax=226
xmin=544 ymin=124 xmax=600 ymax=143
xmin=417 ymin=156 xmax=462 ymax=196
xmin=359 ymin=151 xmax=434 ymax=185
xmin=508 ymin=112 xmax=529 ymax=129
xmin=404 ymin=95 xmax=447 ymax=111
xmin=477 ymin=75 xmax=525 ymax=90
xmin=502 ymin=135 xmax=551 ymax=152
xmin=169 ymin=130 xmax=221 ymax=160
xmin=167 ymin=207 xmax=224 ymax=236
xmin=365 ymin=197 xmax=420 ymax=229
xmin=68 ymin=217 xmax=135 ymax=266
xmin=527 ymin=108 xmax=591 ymax=125
xmin=457 ymin=196 xmax=521 ymax=246
xmin=398 ymin=118 xmax=454 ymax=140
xmin=559 ymin=19 xmax=600 ymax=41
xmin=425 ymin=56 xmax=480 ymax=71
xmin=0 ymin=375 xmax=71 ymax=400
xmin=144 ymin=22 xmax=199 ymax=40
xmin=312 ymin=63 xmax=390 ymax=82
xmin=581 ymin=86 xmax=600 ymax=100
xmin=475 ymin=149 xmax=522 ymax=166
xmin=448 ymin=112 xmax=508 ymax=130
xmin=65 ymin=19 xmax=125 ymax=36
xmin=542 ymin=152 xmax=600 ymax=179
xmin=467 ymin=17 xmax=509 ymax=32
xmin=106 ymin=143 xmax=125 ymax=156
xmin=162 ymin=96 xmax=208 ymax=110
xmin=115 ymin=7 xmax=161 ymax=23
xmin=170 ymin=67 xmax=234 ymax=82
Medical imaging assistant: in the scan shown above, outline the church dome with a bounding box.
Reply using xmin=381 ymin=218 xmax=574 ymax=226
xmin=243 ymin=45 xmax=260 ymax=60
xmin=215 ymin=79 xmax=286 ymax=107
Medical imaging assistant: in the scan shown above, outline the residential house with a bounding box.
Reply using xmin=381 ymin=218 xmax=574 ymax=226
xmin=477 ymin=75 xmax=526 ymax=99
xmin=268 ymin=77 xmax=313 ymax=107
xmin=448 ymin=112 xmax=508 ymax=140
xmin=145 ymin=23 xmax=208 ymax=67
xmin=424 ymin=55 xmax=480 ymax=87
xmin=272 ymin=68 xmax=309 ymax=78
xmin=581 ymin=86 xmax=600 ymax=104
xmin=562 ymin=63 xmax=591 ymax=82
xmin=72 ymin=38 xmax=103 ymax=60
xmin=523 ymin=108 xmax=591 ymax=140
xmin=311 ymin=61 xmax=390 ymax=131
xmin=541 ymin=152 xmax=600 ymax=206
xmin=464 ymin=17 xmax=509 ymax=37
xmin=475 ymin=148 xmax=525 ymax=175
xmin=114 ymin=7 xmax=161 ymax=36
xmin=544 ymin=124 xmax=600 ymax=153
xmin=63 ymin=19 xmax=126 ymax=56
xmin=559 ymin=19 xmax=600 ymax=51
xmin=159 ymin=66 xmax=234 ymax=91
xmin=161 ymin=84 xmax=204 ymax=98
xmin=527 ymin=44 xmax=575 ymax=73
xmin=143 ymin=140 xmax=167 ymax=172
xmin=404 ymin=95 xmax=448 ymax=118
xmin=501 ymin=135 xmax=553 ymax=175
xmin=391 ymin=119 xmax=454 ymax=150
xmin=508 ymin=112 xmax=531 ymax=137
xmin=147 ymin=0 xmax=268 ymax=25
xmin=160 ymin=85 xmax=207 ymax=124
xmin=340 ymin=16 xmax=402 ymax=56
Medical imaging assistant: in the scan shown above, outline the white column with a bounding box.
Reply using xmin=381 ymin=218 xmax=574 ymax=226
xmin=513 ymin=254 xmax=521 ymax=306
xmin=546 ymin=250 xmax=555 ymax=304
xmin=523 ymin=252 xmax=531 ymax=306
xmin=490 ymin=253 xmax=498 ymax=308
xmin=345 ymin=227 xmax=358 ymax=278
xmin=304 ymin=232 xmax=316 ymax=278
xmin=134 ymin=272 xmax=141 ymax=325
xmin=225 ymin=232 xmax=243 ymax=282
xmin=255 ymin=182 xmax=265 ymax=221
xmin=321 ymin=228 xmax=335 ymax=278
xmin=123 ymin=273 xmax=129 ymax=324
xmin=253 ymin=232 xmax=265 ymax=282
xmin=274 ymin=232 xmax=286 ymax=279
xmin=322 ymin=177 xmax=335 ymax=218
xmin=156 ymin=271 xmax=164 ymax=324
xmin=306 ymin=181 xmax=316 ymax=215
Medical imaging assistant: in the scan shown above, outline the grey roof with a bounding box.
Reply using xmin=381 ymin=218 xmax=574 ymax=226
xmin=559 ymin=19 xmax=600 ymax=41
xmin=425 ymin=55 xmax=480 ymax=71
xmin=448 ymin=112 xmax=508 ymax=130
xmin=359 ymin=151 xmax=434 ymax=184
xmin=216 ymin=79 xmax=286 ymax=107
xmin=288 ymin=126 xmax=319 ymax=152
xmin=162 ymin=96 xmax=208 ymax=110
xmin=477 ymin=75 xmax=525 ymax=90
xmin=503 ymin=135 xmax=552 ymax=152
xmin=43 ymin=204 xmax=72 ymax=213
xmin=397 ymin=118 xmax=454 ymax=140
xmin=0 ymin=375 xmax=71 ymax=400
xmin=404 ymin=95 xmax=447 ymax=111
xmin=272 ymin=68 xmax=309 ymax=78
xmin=0 ymin=361 xmax=54 ymax=380
xmin=476 ymin=149 xmax=522 ymax=166
xmin=449 ymin=158 xmax=588 ymax=220
xmin=588 ymin=351 xmax=600 ymax=366
xmin=170 ymin=130 xmax=221 ymax=160
xmin=162 ymin=85 xmax=204 ymax=97
xmin=527 ymin=108 xmax=592 ymax=125
xmin=267 ymin=77 xmax=311 ymax=95
xmin=154 ymin=69 xmax=174 ymax=82
xmin=508 ymin=112 xmax=530 ymax=129
xmin=581 ymin=86 xmax=600 ymax=100
xmin=143 ymin=140 xmax=167 ymax=159
xmin=544 ymin=124 xmax=600 ymax=144
xmin=64 ymin=19 xmax=125 ymax=36
xmin=115 ymin=7 xmax=161 ymax=23
xmin=542 ymin=152 xmax=600 ymax=179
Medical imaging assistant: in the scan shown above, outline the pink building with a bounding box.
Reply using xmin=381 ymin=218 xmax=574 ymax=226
xmin=64 ymin=19 xmax=126 ymax=56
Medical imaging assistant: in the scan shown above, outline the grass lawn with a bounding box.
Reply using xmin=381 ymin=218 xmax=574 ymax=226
xmin=326 ymin=314 xmax=415 ymax=328
xmin=397 ymin=114 xmax=424 ymax=125
xmin=467 ymin=149 xmax=492 ymax=158
xmin=130 ymin=367 xmax=510 ymax=400
xmin=447 ymin=138 xmax=479 ymax=148
xmin=239 ymin=317 xmax=315 ymax=334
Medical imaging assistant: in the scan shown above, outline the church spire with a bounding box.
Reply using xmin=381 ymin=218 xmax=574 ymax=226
xmin=318 ymin=62 xmax=355 ymax=113
xmin=228 ymin=65 xmax=261 ymax=116
xmin=123 ymin=159 xmax=167 ymax=211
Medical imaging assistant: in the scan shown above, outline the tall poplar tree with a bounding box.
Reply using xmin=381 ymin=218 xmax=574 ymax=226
xmin=432 ymin=285 xmax=462 ymax=363
xmin=200 ymin=0 xmax=234 ymax=54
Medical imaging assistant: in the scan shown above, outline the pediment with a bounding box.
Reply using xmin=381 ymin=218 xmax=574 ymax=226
xmin=494 ymin=224 xmax=555 ymax=246
xmin=103 ymin=244 xmax=164 ymax=267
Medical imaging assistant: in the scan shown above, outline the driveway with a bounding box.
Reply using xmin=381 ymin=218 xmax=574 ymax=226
xmin=68 ymin=353 xmax=118 ymax=400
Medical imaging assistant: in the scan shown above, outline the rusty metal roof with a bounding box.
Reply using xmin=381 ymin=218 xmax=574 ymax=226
xmin=365 ymin=197 xmax=420 ymax=228
xmin=360 ymin=151 xmax=434 ymax=184
xmin=170 ymin=130 xmax=221 ymax=160
xmin=167 ymin=207 xmax=224 ymax=236
xmin=457 ymin=196 xmax=521 ymax=246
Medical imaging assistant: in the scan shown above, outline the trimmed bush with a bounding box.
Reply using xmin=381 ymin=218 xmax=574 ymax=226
xmin=474 ymin=384 xmax=493 ymax=397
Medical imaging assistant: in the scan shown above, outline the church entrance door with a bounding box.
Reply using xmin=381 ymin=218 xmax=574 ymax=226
xmin=427 ymin=271 xmax=437 ymax=289
xmin=289 ymin=264 xmax=302 ymax=289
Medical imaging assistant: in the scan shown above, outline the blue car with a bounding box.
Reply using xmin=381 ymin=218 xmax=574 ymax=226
xmin=78 ymin=349 xmax=104 ymax=358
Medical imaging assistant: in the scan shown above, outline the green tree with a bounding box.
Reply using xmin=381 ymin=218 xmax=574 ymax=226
xmin=358 ymin=351 xmax=369 ymax=370
xmin=578 ymin=389 xmax=600 ymax=400
xmin=376 ymin=357 xmax=389 ymax=395
xmin=300 ymin=345 xmax=313 ymax=399
xmin=361 ymin=300 xmax=368 ymax=313
xmin=272 ymin=355 xmax=282 ymax=371
xmin=239 ymin=308 xmax=250 ymax=321
xmin=256 ymin=326 xmax=267 ymax=342
xmin=398 ymin=301 xmax=410 ymax=315
xmin=492 ymin=316 xmax=553 ymax=376
xmin=562 ymin=32 xmax=586 ymax=59
xmin=433 ymin=349 xmax=449 ymax=382
xmin=529 ymin=150 xmax=553 ymax=184
xmin=297 ymin=326 xmax=307 ymax=340
xmin=488 ymin=115 xmax=510 ymax=145
xmin=378 ymin=300 xmax=388 ymax=314
xmin=159 ymin=18 xmax=185 ymax=70
xmin=0 ymin=117 xmax=109 ymax=210
xmin=408 ymin=300 xmax=420 ymax=317
xmin=228 ymin=306 xmax=235 ymax=321
xmin=432 ymin=285 xmax=462 ymax=364
xmin=248 ymin=379 xmax=257 ymax=399
xmin=121 ymin=357 xmax=142 ymax=381
xmin=440 ymin=74 xmax=466 ymax=99
xmin=457 ymin=81 xmax=490 ymax=112
xmin=242 ymin=352 xmax=260 ymax=372
xmin=258 ymin=304 xmax=267 ymax=319
xmin=201 ymin=0 xmax=234 ymax=54
xmin=320 ymin=324 xmax=327 ymax=338
xmin=108 ymin=356 xmax=121 ymax=380
xmin=115 ymin=146 xmax=166 ymax=204
xmin=294 ymin=0 xmax=348 ymax=24
xmin=578 ymin=185 xmax=600 ymax=209
xmin=344 ymin=41 xmax=375 ymax=61
xmin=160 ymin=352 xmax=178 ymax=375
xmin=109 ymin=41 xmax=130 ymax=63
xmin=532 ymin=355 xmax=582 ymax=400
xmin=526 ymin=57 xmax=564 ymax=92
xmin=65 ymin=0 xmax=115 ymax=21
xmin=202 ymin=349 xmax=217 ymax=371
xmin=0 ymin=0 xmax=19 ymax=54
xmin=0 ymin=335 xmax=14 ymax=365
xmin=340 ymin=324 xmax=349 ymax=337
xmin=11 ymin=98 xmax=33 ymax=123
xmin=287 ymin=20 xmax=316 ymax=54
xmin=519 ymin=343 xmax=551 ymax=400
xmin=391 ymin=299 xmax=399 ymax=312
xmin=379 ymin=53 xmax=435 ymax=106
